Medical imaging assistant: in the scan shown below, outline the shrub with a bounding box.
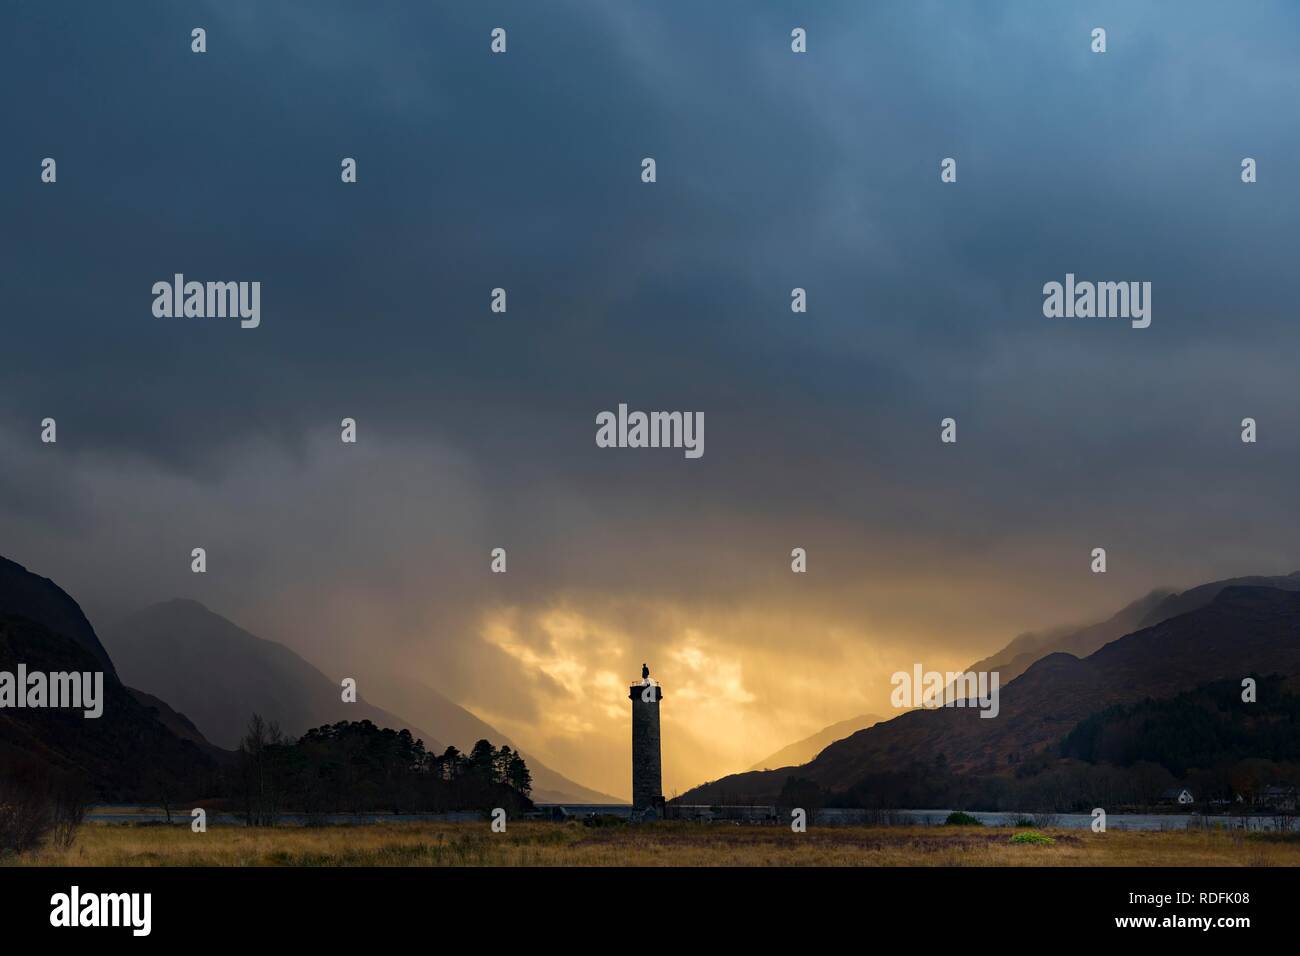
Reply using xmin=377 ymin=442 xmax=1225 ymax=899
xmin=582 ymin=813 xmax=627 ymax=828
xmin=0 ymin=794 xmax=50 ymax=855
xmin=49 ymin=778 xmax=91 ymax=848
xmin=1011 ymin=830 xmax=1056 ymax=845
xmin=0 ymin=756 xmax=89 ymax=855
xmin=944 ymin=811 xmax=983 ymax=826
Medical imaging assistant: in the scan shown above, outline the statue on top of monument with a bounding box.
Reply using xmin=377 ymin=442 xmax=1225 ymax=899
xmin=642 ymin=662 xmax=650 ymax=681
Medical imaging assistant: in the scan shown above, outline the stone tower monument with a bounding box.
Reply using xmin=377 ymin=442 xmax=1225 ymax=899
xmin=629 ymin=664 xmax=664 ymax=813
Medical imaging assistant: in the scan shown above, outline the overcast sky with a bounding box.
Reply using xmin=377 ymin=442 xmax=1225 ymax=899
xmin=3 ymin=0 xmax=1300 ymax=798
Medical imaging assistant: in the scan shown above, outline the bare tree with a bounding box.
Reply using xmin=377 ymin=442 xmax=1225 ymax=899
xmin=238 ymin=714 xmax=288 ymax=826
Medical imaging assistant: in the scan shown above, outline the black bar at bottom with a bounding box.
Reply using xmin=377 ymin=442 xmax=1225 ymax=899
xmin=0 ymin=866 xmax=1276 ymax=942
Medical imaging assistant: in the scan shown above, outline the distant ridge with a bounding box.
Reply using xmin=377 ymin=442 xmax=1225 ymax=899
xmin=102 ymin=600 xmax=444 ymax=751
xmin=958 ymin=572 xmax=1300 ymax=691
xmin=748 ymin=714 xmax=883 ymax=771
xmin=954 ymin=588 xmax=1173 ymax=693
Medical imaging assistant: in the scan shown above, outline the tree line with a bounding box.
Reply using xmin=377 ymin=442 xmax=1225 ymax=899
xmin=1060 ymin=675 xmax=1300 ymax=774
xmin=234 ymin=715 xmax=534 ymax=825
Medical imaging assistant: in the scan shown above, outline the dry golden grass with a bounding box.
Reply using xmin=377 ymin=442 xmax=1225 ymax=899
xmin=7 ymin=821 xmax=1300 ymax=867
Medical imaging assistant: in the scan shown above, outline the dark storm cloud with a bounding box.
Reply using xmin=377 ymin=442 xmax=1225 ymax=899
xmin=6 ymin=1 xmax=1298 ymax=482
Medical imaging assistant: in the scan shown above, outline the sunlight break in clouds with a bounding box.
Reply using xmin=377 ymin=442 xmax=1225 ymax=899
xmin=469 ymin=601 xmax=933 ymax=799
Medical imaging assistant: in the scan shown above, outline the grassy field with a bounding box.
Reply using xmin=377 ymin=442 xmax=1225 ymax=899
xmin=8 ymin=821 xmax=1300 ymax=866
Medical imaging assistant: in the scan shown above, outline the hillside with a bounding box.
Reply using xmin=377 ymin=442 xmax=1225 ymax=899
xmin=1061 ymin=674 xmax=1300 ymax=776
xmin=679 ymin=585 xmax=1300 ymax=805
xmin=0 ymin=556 xmax=116 ymax=675
xmin=748 ymin=714 xmax=883 ymax=772
xmin=955 ymin=588 xmax=1173 ymax=693
xmin=959 ymin=573 xmax=1300 ymax=692
xmin=0 ymin=558 xmax=217 ymax=801
xmin=102 ymin=600 xmax=444 ymax=752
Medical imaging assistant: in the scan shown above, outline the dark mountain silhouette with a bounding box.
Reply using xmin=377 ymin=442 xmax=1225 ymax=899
xmin=0 ymin=559 xmax=218 ymax=801
xmin=748 ymin=714 xmax=883 ymax=772
xmin=1136 ymin=572 xmax=1300 ymax=627
xmin=127 ymin=687 xmax=230 ymax=764
xmin=0 ymin=556 xmax=116 ymax=675
xmin=101 ymin=600 xmax=444 ymax=752
xmin=679 ymin=585 xmax=1300 ymax=804
xmin=954 ymin=588 xmax=1174 ymax=694
xmin=361 ymin=674 xmax=622 ymax=804
xmin=958 ymin=572 xmax=1300 ymax=692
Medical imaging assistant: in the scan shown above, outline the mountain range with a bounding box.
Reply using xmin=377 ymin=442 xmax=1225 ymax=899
xmin=102 ymin=599 xmax=620 ymax=804
xmin=737 ymin=573 xmax=1300 ymax=788
xmin=0 ymin=554 xmax=617 ymax=804
xmin=9 ymin=548 xmax=1300 ymax=811
xmin=680 ymin=576 xmax=1300 ymax=804
xmin=958 ymin=573 xmax=1300 ymax=691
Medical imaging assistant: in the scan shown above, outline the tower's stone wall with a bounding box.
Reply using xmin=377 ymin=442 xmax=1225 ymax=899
xmin=629 ymin=681 xmax=663 ymax=810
